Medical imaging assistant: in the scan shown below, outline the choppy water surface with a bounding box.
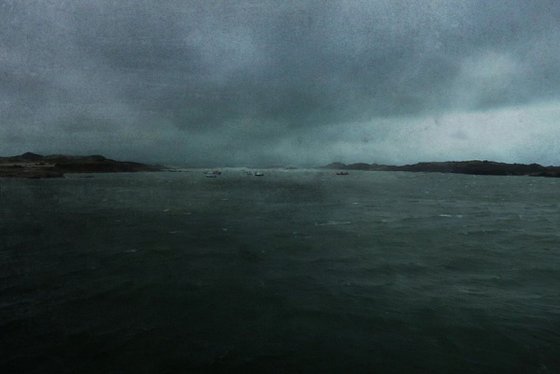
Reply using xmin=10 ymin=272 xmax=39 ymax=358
xmin=1 ymin=170 xmax=559 ymax=373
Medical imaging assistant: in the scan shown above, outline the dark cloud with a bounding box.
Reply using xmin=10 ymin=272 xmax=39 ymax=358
xmin=1 ymin=0 xmax=560 ymax=165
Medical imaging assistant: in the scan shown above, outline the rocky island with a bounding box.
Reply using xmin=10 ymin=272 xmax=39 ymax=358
xmin=0 ymin=152 xmax=163 ymax=179
xmin=324 ymin=160 xmax=560 ymax=178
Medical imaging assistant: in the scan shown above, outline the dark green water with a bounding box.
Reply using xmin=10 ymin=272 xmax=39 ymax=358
xmin=1 ymin=170 xmax=559 ymax=373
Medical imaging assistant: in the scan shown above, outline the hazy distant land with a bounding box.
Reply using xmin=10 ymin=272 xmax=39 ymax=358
xmin=0 ymin=152 xmax=162 ymax=179
xmin=324 ymin=160 xmax=560 ymax=178
xmin=3 ymin=152 xmax=560 ymax=179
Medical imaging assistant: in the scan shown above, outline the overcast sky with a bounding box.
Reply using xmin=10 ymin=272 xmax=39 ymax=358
xmin=1 ymin=0 xmax=560 ymax=166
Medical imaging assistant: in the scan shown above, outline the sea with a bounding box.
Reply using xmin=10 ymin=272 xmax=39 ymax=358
xmin=1 ymin=169 xmax=559 ymax=373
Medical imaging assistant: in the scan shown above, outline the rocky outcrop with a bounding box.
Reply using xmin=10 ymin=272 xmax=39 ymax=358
xmin=0 ymin=153 xmax=163 ymax=179
xmin=324 ymin=160 xmax=560 ymax=178
xmin=0 ymin=165 xmax=64 ymax=179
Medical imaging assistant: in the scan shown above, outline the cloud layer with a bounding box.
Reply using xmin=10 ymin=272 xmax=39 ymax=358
xmin=1 ymin=0 xmax=560 ymax=165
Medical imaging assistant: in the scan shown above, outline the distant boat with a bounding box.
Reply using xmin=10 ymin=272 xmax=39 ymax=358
xmin=254 ymin=172 xmax=264 ymax=177
xmin=336 ymin=171 xmax=349 ymax=175
xmin=204 ymin=170 xmax=221 ymax=177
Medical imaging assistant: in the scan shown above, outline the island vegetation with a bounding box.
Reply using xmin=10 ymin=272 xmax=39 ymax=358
xmin=324 ymin=160 xmax=560 ymax=178
xmin=0 ymin=152 xmax=162 ymax=179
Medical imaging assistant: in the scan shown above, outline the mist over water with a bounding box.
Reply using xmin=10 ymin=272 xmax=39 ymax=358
xmin=1 ymin=170 xmax=559 ymax=372
xmin=3 ymin=1 xmax=560 ymax=373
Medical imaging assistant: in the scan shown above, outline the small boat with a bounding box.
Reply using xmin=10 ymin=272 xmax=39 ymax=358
xmin=336 ymin=171 xmax=349 ymax=175
xmin=204 ymin=170 xmax=222 ymax=177
xmin=254 ymin=172 xmax=264 ymax=177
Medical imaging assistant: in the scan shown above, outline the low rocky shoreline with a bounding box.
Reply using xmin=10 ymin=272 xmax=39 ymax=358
xmin=324 ymin=160 xmax=560 ymax=178
xmin=0 ymin=152 xmax=163 ymax=179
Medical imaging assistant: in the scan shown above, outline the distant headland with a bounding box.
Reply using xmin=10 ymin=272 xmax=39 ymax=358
xmin=0 ymin=152 xmax=163 ymax=179
xmin=324 ymin=160 xmax=560 ymax=178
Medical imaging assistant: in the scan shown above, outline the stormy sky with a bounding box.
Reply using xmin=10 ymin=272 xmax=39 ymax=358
xmin=1 ymin=0 xmax=560 ymax=166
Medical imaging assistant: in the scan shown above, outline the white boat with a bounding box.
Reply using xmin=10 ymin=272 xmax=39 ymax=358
xmin=204 ymin=170 xmax=221 ymax=177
